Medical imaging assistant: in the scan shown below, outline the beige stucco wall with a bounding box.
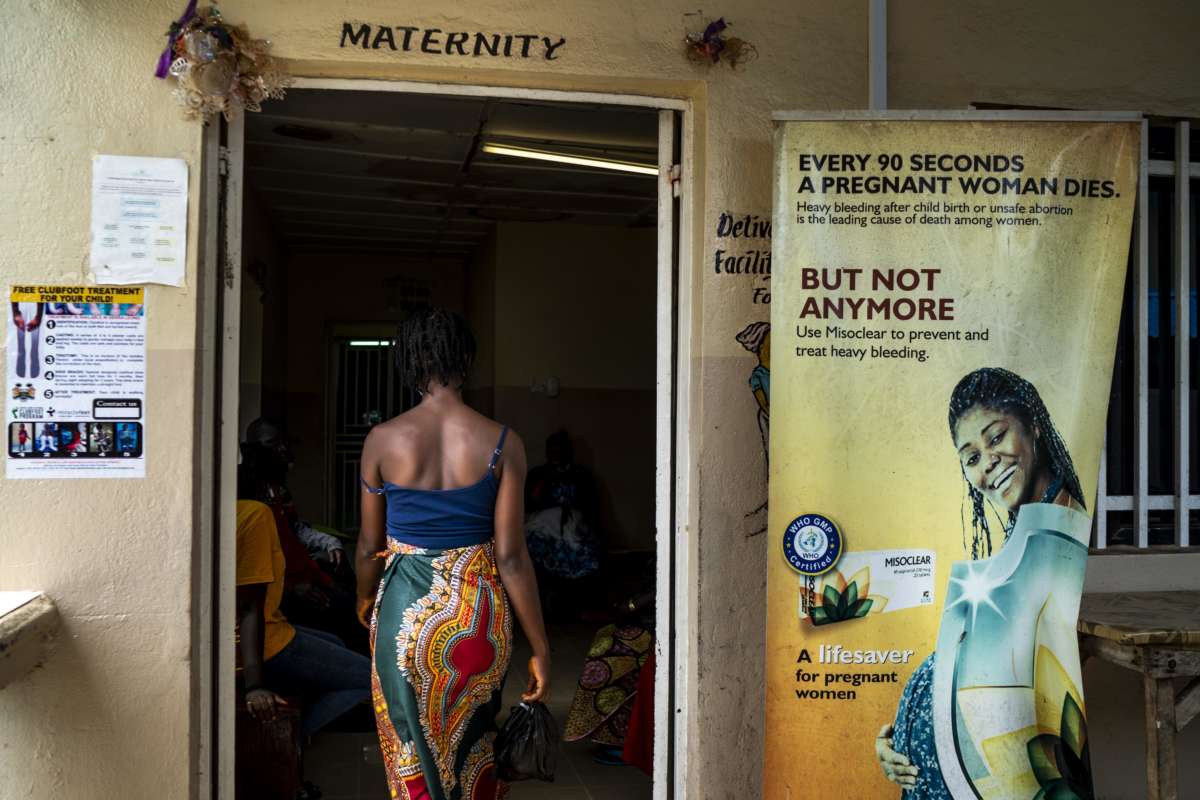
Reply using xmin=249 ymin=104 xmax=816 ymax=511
xmin=491 ymin=222 xmax=657 ymax=552
xmin=0 ymin=5 xmax=205 ymax=799
xmin=1 ymin=1 xmax=1198 ymax=798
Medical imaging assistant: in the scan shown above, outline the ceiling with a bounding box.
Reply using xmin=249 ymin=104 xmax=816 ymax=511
xmin=244 ymin=89 xmax=660 ymax=260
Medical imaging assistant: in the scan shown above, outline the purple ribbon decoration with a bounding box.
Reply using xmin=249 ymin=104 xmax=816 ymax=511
xmin=154 ymin=0 xmax=199 ymax=78
xmin=699 ymin=17 xmax=728 ymax=63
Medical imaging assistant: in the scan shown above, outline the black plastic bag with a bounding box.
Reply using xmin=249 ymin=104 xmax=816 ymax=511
xmin=494 ymin=701 xmax=559 ymax=782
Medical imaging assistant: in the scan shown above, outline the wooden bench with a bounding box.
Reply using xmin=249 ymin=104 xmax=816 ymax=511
xmin=1078 ymin=591 xmax=1200 ymax=800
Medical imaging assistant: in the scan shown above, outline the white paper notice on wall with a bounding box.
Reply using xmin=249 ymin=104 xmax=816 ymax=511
xmin=90 ymin=155 xmax=188 ymax=287
xmin=6 ymin=285 xmax=147 ymax=479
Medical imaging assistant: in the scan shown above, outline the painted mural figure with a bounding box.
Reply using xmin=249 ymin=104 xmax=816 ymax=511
xmin=875 ymin=368 xmax=1094 ymax=800
xmin=736 ymin=321 xmax=771 ymax=461
xmin=737 ymin=322 xmax=771 ymax=530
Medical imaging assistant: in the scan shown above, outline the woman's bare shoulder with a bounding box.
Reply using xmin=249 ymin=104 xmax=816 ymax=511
xmin=366 ymin=405 xmax=513 ymax=453
xmin=499 ymin=425 xmax=524 ymax=452
xmin=452 ymin=404 xmax=508 ymax=438
xmin=495 ymin=426 xmax=526 ymax=474
xmin=363 ymin=413 xmax=422 ymax=451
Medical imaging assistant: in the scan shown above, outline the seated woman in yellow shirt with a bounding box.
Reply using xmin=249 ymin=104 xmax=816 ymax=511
xmin=236 ymin=500 xmax=370 ymax=735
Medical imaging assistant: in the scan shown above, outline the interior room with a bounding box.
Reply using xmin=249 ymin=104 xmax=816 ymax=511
xmin=234 ymin=87 xmax=661 ymax=800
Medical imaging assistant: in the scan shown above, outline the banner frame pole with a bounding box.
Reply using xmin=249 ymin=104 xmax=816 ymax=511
xmin=868 ymin=0 xmax=887 ymax=111
xmin=1136 ymin=118 xmax=1151 ymax=548
xmin=1174 ymin=121 xmax=1191 ymax=546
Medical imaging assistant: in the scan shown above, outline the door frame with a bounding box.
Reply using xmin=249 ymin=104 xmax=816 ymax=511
xmin=196 ymin=77 xmax=698 ymax=799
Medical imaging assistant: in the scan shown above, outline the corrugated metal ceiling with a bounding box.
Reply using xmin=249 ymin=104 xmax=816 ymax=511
xmin=244 ymin=89 xmax=660 ymax=259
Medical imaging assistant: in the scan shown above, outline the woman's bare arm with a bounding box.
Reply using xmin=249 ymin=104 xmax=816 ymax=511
xmin=753 ymin=387 xmax=769 ymax=415
xmin=356 ymin=427 xmax=388 ymax=627
xmin=492 ymin=431 xmax=551 ymax=701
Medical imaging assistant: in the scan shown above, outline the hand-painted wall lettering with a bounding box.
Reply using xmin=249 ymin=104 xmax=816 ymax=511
xmin=713 ymin=210 xmax=773 ymax=304
xmin=341 ymin=23 xmax=566 ymax=60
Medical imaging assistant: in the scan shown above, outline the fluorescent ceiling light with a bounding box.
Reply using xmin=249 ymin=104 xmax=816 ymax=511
xmin=348 ymin=339 xmax=390 ymax=347
xmin=481 ymin=143 xmax=658 ymax=176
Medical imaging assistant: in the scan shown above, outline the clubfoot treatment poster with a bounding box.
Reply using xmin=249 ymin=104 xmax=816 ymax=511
xmin=763 ymin=115 xmax=1137 ymax=799
xmin=7 ymin=286 xmax=146 ymax=478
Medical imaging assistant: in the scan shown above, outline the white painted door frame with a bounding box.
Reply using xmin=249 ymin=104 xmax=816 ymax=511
xmin=198 ymin=78 xmax=697 ymax=799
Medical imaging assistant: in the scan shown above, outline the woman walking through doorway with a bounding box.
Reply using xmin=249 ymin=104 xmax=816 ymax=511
xmin=356 ymin=308 xmax=551 ymax=800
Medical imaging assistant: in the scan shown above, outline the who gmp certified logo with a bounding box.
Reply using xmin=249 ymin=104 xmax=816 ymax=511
xmin=782 ymin=513 xmax=843 ymax=576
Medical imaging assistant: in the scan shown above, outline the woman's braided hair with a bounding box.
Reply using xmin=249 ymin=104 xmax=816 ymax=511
xmin=394 ymin=307 xmax=476 ymax=393
xmin=948 ymin=367 xmax=1085 ymax=560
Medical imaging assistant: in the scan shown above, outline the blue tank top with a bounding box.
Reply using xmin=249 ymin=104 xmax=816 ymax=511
xmin=361 ymin=426 xmax=508 ymax=549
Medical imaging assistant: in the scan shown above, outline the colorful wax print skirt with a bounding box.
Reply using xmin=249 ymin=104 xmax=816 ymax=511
xmin=370 ymin=540 xmax=513 ymax=800
xmin=562 ymin=623 xmax=653 ymax=745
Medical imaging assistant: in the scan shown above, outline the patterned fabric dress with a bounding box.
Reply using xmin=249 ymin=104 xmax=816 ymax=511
xmin=891 ymin=654 xmax=951 ymax=799
xmin=370 ymin=538 xmax=513 ymax=800
xmin=562 ymin=624 xmax=653 ymax=745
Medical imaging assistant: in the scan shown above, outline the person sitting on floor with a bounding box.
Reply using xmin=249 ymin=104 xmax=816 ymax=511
xmin=526 ymin=432 xmax=599 ymax=568
xmin=524 ymin=430 xmax=603 ymax=621
xmin=562 ymin=580 xmax=655 ymax=766
xmin=236 ymin=498 xmax=371 ymax=739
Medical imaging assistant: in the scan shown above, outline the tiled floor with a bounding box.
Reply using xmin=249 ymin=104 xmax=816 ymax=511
xmin=303 ymin=622 xmax=652 ymax=800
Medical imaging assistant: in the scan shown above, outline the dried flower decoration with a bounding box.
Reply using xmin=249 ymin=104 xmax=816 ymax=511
xmin=685 ymin=16 xmax=758 ymax=68
xmin=154 ymin=1 xmax=290 ymax=121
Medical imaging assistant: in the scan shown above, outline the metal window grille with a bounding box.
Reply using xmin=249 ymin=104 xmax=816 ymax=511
xmin=1095 ymin=119 xmax=1198 ymax=549
xmin=327 ymin=338 xmax=415 ymax=532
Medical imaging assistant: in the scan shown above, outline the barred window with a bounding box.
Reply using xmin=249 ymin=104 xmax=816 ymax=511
xmin=1097 ymin=119 xmax=1198 ymax=548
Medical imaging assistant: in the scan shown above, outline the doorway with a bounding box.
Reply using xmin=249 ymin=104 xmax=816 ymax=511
xmin=202 ymin=80 xmax=691 ymax=799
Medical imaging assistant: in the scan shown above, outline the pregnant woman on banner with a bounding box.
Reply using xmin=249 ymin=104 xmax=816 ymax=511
xmin=875 ymin=368 xmax=1092 ymax=799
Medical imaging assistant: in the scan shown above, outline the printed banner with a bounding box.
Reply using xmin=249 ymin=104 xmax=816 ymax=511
xmin=764 ymin=117 xmax=1137 ymax=799
xmin=7 ymin=285 xmax=146 ymax=478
